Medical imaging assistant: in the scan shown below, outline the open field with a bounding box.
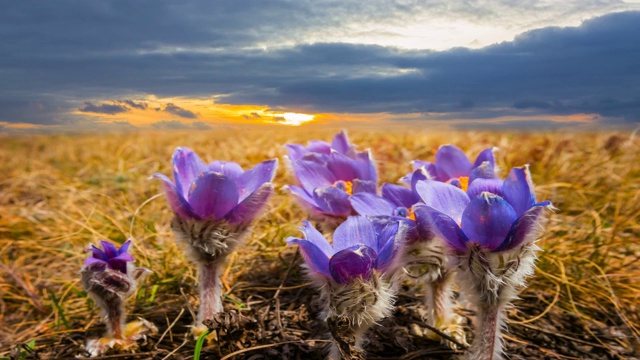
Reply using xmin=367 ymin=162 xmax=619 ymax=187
xmin=1 ymin=127 xmax=639 ymax=359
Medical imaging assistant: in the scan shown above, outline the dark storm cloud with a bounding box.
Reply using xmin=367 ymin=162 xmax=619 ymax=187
xmin=162 ymin=103 xmax=197 ymax=119
xmin=0 ymin=3 xmax=639 ymax=126
xmin=79 ymin=102 xmax=129 ymax=115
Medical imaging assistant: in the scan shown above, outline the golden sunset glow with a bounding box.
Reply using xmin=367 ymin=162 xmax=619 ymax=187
xmin=279 ymin=112 xmax=315 ymax=126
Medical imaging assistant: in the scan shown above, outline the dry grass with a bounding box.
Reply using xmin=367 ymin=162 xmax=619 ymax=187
xmin=0 ymin=126 xmax=639 ymax=359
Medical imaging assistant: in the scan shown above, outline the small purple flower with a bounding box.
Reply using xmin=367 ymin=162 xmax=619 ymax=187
xmin=414 ymin=165 xmax=551 ymax=252
xmin=286 ymin=216 xmax=403 ymax=284
xmin=285 ymin=131 xmax=377 ymax=218
xmin=403 ymin=145 xmax=496 ymax=192
xmin=152 ymin=147 xmax=278 ymax=226
xmin=85 ymin=240 xmax=134 ymax=274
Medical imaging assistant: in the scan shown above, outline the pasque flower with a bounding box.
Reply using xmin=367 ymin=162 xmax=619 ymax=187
xmin=403 ymin=144 xmax=497 ymax=192
xmin=152 ymin=147 xmax=277 ymax=336
xmin=414 ymin=165 xmax=551 ymax=360
xmin=287 ymin=216 xmax=405 ymax=359
xmin=284 ymin=131 xmax=377 ymax=228
xmin=349 ymin=169 xmax=466 ymax=348
xmin=81 ymin=240 xmax=155 ymax=356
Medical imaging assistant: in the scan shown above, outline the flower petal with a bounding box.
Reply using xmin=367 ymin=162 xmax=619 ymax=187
xmin=331 ymin=131 xmax=352 ymax=155
xmin=469 ymin=161 xmax=496 ymax=182
xmin=496 ymin=204 xmax=549 ymax=252
xmin=502 ymin=166 xmax=536 ymax=217
xmin=236 ymin=159 xmax=278 ymax=202
xmin=415 ymin=180 xmax=470 ymax=223
xmin=327 ymin=151 xmax=360 ymax=181
xmin=300 ymin=220 xmax=334 ymax=255
xmin=467 ymin=178 xmax=504 ymax=199
xmin=151 ymin=173 xmax=198 ymax=219
xmin=414 ymin=205 xmax=468 ymax=251
xmin=410 ymin=168 xmax=428 ymax=193
xmin=413 ymin=160 xmax=439 ymax=180
xmin=352 ymin=179 xmax=376 ymax=194
xmin=172 ymin=147 xmax=208 ymax=197
xmin=473 ymin=147 xmax=496 ymax=168
xmin=374 ymin=220 xmax=402 ymax=271
xmin=329 ymin=245 xmax=377 ymax=284
xmin=286 ymin=237 xmax=330 ymax=276
xmin=332 ymin=216 xmax=378 ymax=252
xmin=117 ymin=239 xmax=132 ymax=255
xmin=356 ymin=150 xmax=377 ymax=183
xmin=188 ymin=171 xmax=239 ymax=220
xmin=350 ymin=192 xmax=396 ymax=216
xmin=285 ymin=185 xmax=323 ymax=212
xmin=435 ymin=145 xmax=473 ymax=180
xmin=382 ymin=183 xmax=419 ymax=208
xmin=84 ymin=256 xmax=107 ymax=268
xmin=461 ymin=193 xmax=517 ymax=251
xmin=286 ymin=144 xmax=308 ymax=162
xmin=89 ymin=245 xmax=107 ymax=261
xmin=225 ymin=183 xmax=274 ymax=226
xmin=100 ymin=240 xmax=119 ymax=259
xmin=312 ymin=186 xmax=352 ymax=216
xmin=307 ymin=140 xmax=332 ymax=155
xmin=292 ymin=159 xmax=337 ymax=193
xmin=208 ymin=161 xmax=244 ymax=179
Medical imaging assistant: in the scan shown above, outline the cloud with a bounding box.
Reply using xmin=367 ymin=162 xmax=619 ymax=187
xmin=1 ymin=7 xmax=639 ymax=126
xmin=78 ymin=101 xmax=130 ymax=115
xmin=162 ymin=103 xmax=197 ymax=119
xmin=192 ymin=121 xmax=212 ymax=129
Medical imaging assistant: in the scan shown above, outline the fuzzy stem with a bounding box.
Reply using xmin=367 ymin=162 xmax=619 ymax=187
xmin=197 ymin=261 xmax=223 ymax=325
xmin=469 ymin=303 xmax=502 ymax=360
xmin=425 ymin=271 xmax=454 ymax=328
xmin=106 ymin=297 xmax=125 ymax=340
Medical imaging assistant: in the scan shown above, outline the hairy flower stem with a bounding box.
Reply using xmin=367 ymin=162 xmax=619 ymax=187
xmin=470 ymin=303 xmax=502 ymax=360
xmin=105 ymin=299 xmax=126 ymax=340
xmin=197 ymin=261 xmax=224 ymax=325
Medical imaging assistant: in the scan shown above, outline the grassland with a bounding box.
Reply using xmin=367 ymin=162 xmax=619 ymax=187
xmin=0 ymin=127 xmax=639 ymax=359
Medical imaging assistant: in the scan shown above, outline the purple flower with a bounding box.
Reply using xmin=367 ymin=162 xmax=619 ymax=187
xmin=285 ymin=131 xmax=377 ymax=218
xmin=286 ymin=216 xmax=403 ymax=284
xmin=414 ymin=166 xmax=551 ymax=252
xmin=152 ymin=147 xmax=278 ymax=226
xmin=84 ymin=240 xmax=134 ymax=274
xmin=403 ymin=145 xmax=496 ymax=192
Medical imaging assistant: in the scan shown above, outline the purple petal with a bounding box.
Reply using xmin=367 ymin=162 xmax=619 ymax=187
xmin=496 ymin=205 xmax=548 ymax=252
xmin=331 ymin=131 xmax=352 ymax=155
xmin=313 ymin=186 xmax=352 ymax=216
xmin=332 ymin=216 xmax=378 ymax=252
xmin=435 ymin=145 xmax=473 ymax=180
xmin=461 ymin=193 xmax=517 ymax=251
xmin=382 ymin=183 xmax=419 ymax=208
xmin=117 ymin=240 xmax=132 ymax=255
xmin=467 ymin=178 xmax=504 ymax=199
xmin=375 ymin=221 xmax=402 ymax=271
xmin=300 ymin=220 xmax=334 ymax=255
xmin=307 ymin=140 xmax=332 ymax=155
xmin=329 ymin=245 xmax=377 ymax=284
xmin=100 ymin=240 xmax=119 ymax=259
xmin=286 ymin=144 xmax=308 ymax=162
xmin=172 ymin=147 xmax=208 ymax=197
xmin=350 ymin=192 xmax=396 ymax=216
xmin=236 ymin=159 xmax=278 ymax=202
xmin=107 ymin=259 xmax=129 ymax=274
xmin=473 ymin=147 xmax=496 ymax=168
xmin=225 ymin=183 xmax=274 ymax=226
xmin=112 ymin=251 xmax=134 ymax=262
xmin=410 ymin=168 xmax=428 ymax=193
xmin=151 ymin=173 xmax=199 ymax=220
xmin=502 ymin=166 xmax=536 ymax=217
xmin=327 ymin=152 xmax=359 ymax=181
xmin=89 ymin=245 xmax=107 ymax=261
xmin=469 ymin=161 xmax=496 ymax=182
xmin=352 ymin=179 xmax=377 ymax=194
xmin=208 ymin=161 xmax=244 ymax=179
xmin=292 ymin=159 xmax=337 ymax=193
xmin=414 ymin=205 xmax=468 ymax=251
xmin=356 ymin=151 xmax=377 ymax=183
xmin=413 ymin=161 xmax=439 ymax=181
xmin=286 ymin=237 xmax=330 ymax=276
xmin=188 ymin=172 xmax=239 ymax=220
xmin=415 ymin=180 xmax=470 ymax=223
xmin=285 ymin=185 xmax=323 ymax=212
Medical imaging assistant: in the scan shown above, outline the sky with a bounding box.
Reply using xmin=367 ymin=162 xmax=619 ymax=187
xmin=1 ymin=0 xmax=640 ymax=131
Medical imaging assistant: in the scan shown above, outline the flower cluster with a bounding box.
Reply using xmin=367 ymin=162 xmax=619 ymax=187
xmin=80 ymin=131 xmax=550 ymax=360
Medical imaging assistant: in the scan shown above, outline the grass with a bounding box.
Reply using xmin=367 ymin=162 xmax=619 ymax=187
xmin=0 ymin=126 xmax=639 ymax=359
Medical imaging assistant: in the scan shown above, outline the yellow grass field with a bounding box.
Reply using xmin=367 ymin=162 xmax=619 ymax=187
xmin=1 ymin=127 xmax=639 ymax=359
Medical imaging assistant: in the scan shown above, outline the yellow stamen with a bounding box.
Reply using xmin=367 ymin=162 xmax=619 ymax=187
xmin=459 ymin=176 xmax=469 ymax=193
xmin=333 ymin=180 xmax=353 ymax=195
xmin=408 ymin=207 xmax=416 ymax=221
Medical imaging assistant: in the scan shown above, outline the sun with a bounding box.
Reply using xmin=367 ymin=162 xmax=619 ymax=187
xmin=280 ymin=112 xmax=315 ymax=126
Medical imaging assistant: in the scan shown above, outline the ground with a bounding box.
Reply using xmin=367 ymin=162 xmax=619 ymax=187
xmin=0 ymin=126 xmax=639 ymax=359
